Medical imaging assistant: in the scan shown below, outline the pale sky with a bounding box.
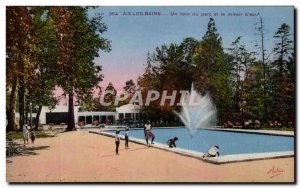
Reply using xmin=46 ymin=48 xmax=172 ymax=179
xmin=91 ymin=6 xmax=294 ymax=91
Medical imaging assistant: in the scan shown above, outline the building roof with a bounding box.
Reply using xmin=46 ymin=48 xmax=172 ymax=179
xmin=116 ymin=104 xmax=142 ymax=114
xmin=78 ymin=111 xmax=117 ymax=116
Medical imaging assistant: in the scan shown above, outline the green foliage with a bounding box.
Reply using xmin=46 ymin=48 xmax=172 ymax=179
xmin=80 ymin=95 xmax=94 ymax=111
xmin=49 ymin=7 xmax=111 ymax=130
xmin=193 ymin=18 xmax=231 ymax=122
xmin=120 ymin=79 xmax=136 ymax=105
xmin=27 ymin=7 xmax=60 ymax=129
xmin=267 ymin=23 xmax=295 ymax=122
xmin=138 ymin=18 xmax=232 ymax=124
xmin=242 ymin=61 xmax=265 ymax=119
xmin=138 ymin=18 xmax=295 ymax=128
xmin=104 ymin=82 xmax=117 ymax=111
xmin=6 ymin=7 xmax=111 ymax=131
xmin=94 ymin=82 xmax=117 ymax=111
xmin=123 ymin=79 xmax=136 ymax=98
xmin=227 ymin=37 xmax=257 ymax=120
xmin=7 ymin=131 xmax=55 ymax=141
xmin=6 ymin=7 xmax=33 ymax=131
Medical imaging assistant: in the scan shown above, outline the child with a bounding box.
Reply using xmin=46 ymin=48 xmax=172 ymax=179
xmin=30 ymin=129 xmax=36 ymax=144
xmin=167 ymin=137 xmax=178 ymax=148
xmin=115 ymin=130 xmax=120 ymax=155
xmin=203 ymin=145 xmax=220 ymax=158
xmin=125 ymin=127 xmax=129 ymax=149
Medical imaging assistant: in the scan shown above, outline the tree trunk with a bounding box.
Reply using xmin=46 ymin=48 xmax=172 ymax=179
xmin=259 ymin=16 xmax=268 ymax=123
xmin=34 ymin=105 xmax=42 ymax=131
xmin=25 ymin=99 xmax=30 ymax=122
xmin=18 ymin=79 xmax=25 ymax=131
xmin=66 ymin=90 xmax=76 ymax=131
xmin=7 ymin=78 xmax=18 ymax=132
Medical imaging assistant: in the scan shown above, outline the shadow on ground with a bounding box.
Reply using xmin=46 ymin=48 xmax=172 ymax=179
xmin=99 ymin=147 xmax=149 ymax=158
xmin=6 ymin=141 xmax=50 ymax=158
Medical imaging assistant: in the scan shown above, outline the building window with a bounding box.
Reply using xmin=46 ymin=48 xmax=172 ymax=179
xmin=86 ymin=116 xmax=92 ymax=124
xmin=119 ymin=113 xmax=124 ymax=119
xmin=46 ymin=112 xmax=68 ymax=125
xmin=125 ymin=113 xmax=131 ymax=119
xmin=100 ymin=116 xmax=107 ymax=124
xmin=93 ymin=116 xmax=100 ymax=125
xmin=107 ymin=115 xmax=114 ymax=125
xmin=78 ymin=116 xmax=85 ymax=126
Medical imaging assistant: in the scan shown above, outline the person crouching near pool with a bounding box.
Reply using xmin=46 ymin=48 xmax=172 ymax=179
xmin=167 ymin=137 xmax=178 ymax=148
xmin=144 ymin=120 xmax=152 ymax=147
xmin=125 ymin=127 xmax=129 ymax=149
xmin=115 ymin=130 xmax=120 ymax=155
xmin=202 ymin=145 xmax=220 ymax=158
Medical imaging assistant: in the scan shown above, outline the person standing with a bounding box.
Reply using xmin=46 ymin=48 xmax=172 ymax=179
xmin=115 ymin=130 xmax=120 ymax=155
xmin=125 ymin=127 xmax=129 ymax=149
xmin=22 ymin=122 xmax=29 ymax=145
xmin=144 ymin=120 xmax=152 ymax=147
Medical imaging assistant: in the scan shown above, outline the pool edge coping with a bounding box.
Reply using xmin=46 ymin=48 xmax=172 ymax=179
xmin=204 ymin=127 xmax=294 ymax=137
xmin=92 ymin=126 xmax=294 ymax=137
xmin=89 ymin=130 xmax=294 ymax=165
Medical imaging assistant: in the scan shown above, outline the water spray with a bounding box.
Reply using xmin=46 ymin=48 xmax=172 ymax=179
xmin=173 ymin=84 xmax=217 ymax=138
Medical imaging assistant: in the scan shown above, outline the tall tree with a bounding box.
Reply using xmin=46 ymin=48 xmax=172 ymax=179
xmin=227 ymin=37 xmax=256 ymax=121
xmin=194 ymin=18 xmax=231 ymax=123
xmin=273 ymin=23 xmax=293 ymax=77
xmin=271 ymin=23 xmax=294 ymax=122
xmin=242 ymin=61 xmax=265 ymax=120
xmin=254 ymin=16 xmax=269 ymax=124
xmin=29 ymin=7 xmax=60 ymax=130
xmin=6 ymin=7 xmax=32 ymax=131
xmin=50 ymin=7 xmax=111 ymax=131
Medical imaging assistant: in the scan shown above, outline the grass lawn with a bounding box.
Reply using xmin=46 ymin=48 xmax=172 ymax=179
xmin=6 ymin=130 xmax=55 ymax=141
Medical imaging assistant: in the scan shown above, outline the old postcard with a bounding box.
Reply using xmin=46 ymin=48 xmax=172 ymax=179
xmin=6 ymin=6 xmax=295 ymax=183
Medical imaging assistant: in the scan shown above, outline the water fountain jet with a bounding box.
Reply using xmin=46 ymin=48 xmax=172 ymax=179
xmin=174 ymin=84 xmax=217 ymax=137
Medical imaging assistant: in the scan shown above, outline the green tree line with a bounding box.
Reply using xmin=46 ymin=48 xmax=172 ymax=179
xmin=6 ymin=6 xmax=111 ymax=131
xmin=138 ymin=17 xmax=295 ymax=127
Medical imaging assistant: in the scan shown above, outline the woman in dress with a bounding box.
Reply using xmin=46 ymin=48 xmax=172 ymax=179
xmin=22 ymin=122 xmax=29 ymax=145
